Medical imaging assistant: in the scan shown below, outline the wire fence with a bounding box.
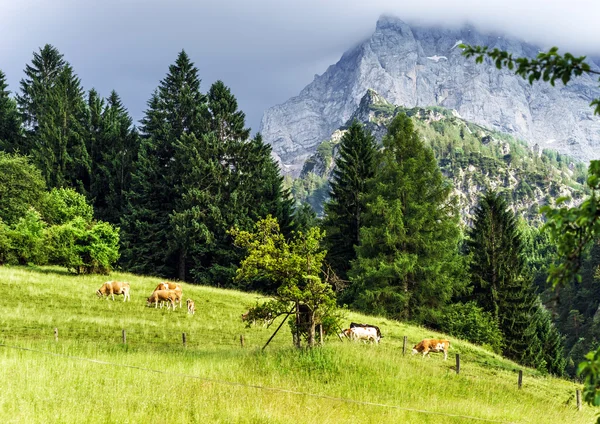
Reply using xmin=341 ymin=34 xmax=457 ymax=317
xmin=0 ymin=342 xmax=516 ymax=424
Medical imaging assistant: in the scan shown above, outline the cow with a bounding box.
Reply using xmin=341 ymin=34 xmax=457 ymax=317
xmin=152 ymin=282 xmax=183 ymax=308
xmin=339 ymin=326 xmax=380 ymax=344
xmin=96 ymin=281 xmax=130 ymax=301
xmin=350 ymin=322 xmax=383 ymax=340
xmin=146 ymin=290 xmax=177 ymax=310
xmin=412 ymin=339 xmax=451 ymax=360
xmin=187 ymin=299 xmax=195 ymax=315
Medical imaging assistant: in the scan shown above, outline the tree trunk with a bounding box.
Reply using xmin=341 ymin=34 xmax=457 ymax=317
xmin=178 ymin=250 xmax=186 ymax=281
xmin=308 ymin=311 xmax=316 ymax=348
xmin=295 ymin=301 xmax=301 ymax=348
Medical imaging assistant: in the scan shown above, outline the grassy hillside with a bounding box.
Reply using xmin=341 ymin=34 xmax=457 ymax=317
xmin=0 ymin=266 xmax=595 ymax=423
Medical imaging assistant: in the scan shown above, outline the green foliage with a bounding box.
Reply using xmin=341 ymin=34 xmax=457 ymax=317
xmin=578 ymin=348 xmax=600 ymax=417
xmin=41 ymin=187 xmax=94 ymax=225
xmin=438 ymin=302 xmax=503 ymax=353
xmin=231 ymin=216 xmax=338 ymax=347
xmin=322 ymin=120 xmax=377 ymax=280
xmin=348 ymin=114 xmax=466 ymax=322
xmin=5 ymin=208 xmax=47 ymax=266
xmin=0 ymin=70 xmax=22 ymax=151
xmin=0 ymin=152 xmax=46 ymax=225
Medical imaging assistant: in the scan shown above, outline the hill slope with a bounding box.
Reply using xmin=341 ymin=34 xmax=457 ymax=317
xmin=290 ymin=90 xmax=587 ymax=225
xmin=261 ymin=16 xmax=600 ymax=175
xmin=0 ymin=266 xmax=593 ymax=423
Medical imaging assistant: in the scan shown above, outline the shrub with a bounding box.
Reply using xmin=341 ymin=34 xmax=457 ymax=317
xmin=6 ymin=209 xmax=47 ymax=265
xmin=45 ymin=217 xmax=120 ymax=274
xmin=439 ymin=302 xmax=503 ymax=353
xmin=40 ymin=188 xmax=93 ymax=225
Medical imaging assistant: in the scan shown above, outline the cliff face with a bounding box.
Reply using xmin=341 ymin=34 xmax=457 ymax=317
xmin=261 ymin=16 xmax=600 ymax=176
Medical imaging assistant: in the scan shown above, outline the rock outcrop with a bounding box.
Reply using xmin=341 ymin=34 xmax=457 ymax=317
xmin=261 ymin=15 xmax=600 ymax=176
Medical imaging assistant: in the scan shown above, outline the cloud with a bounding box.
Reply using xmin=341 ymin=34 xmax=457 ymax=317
xmin=1 ymin=0 xmax=599 ymax=131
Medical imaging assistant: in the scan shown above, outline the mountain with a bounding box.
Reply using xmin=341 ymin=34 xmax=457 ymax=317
xmin=261 ymin=16 xmax=600 ymax=176
xmin=289 ymin=90 xmax=587 ymax=225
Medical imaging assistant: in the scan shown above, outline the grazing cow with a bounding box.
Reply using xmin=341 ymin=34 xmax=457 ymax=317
xmin=350 ymin=322 xmax=383 ymax=340
xmin=96 ymin=281 xmax=130 ymax=301
xmin=146 ymin=290 xmax=177 ymax=310
xmin=152 ymin=282 xmax=183 ymax=308
xmin=187 ymin=299 xmax=195 ymax=315
xmin=412 ymin=339 xmax=451 ymax=360
xmin=339 ymin=326 xmax=380 ymax=344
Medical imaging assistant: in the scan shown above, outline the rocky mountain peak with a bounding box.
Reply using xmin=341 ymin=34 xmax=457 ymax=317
xmin=261 ymin=15 xmax=600 ymax=176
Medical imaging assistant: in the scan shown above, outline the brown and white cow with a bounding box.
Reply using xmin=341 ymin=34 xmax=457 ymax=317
xmin=339 ymin=327 xmax=380 ymax=344
xmin=96 ymin=281 xmax=130 ymax=301
xmin=187 ymin=299 xmax=195 ymax=315
xmin=412 ymin=339 xmax=450 ymax=360
xmin=152 ymin=282 xmax=183 ymax=308
xmin=146 ymin=290 xmax=177 ymax=310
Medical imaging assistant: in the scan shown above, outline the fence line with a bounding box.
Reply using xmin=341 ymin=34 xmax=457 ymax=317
xmin=0 ymin=342 xmax=515 ymax=424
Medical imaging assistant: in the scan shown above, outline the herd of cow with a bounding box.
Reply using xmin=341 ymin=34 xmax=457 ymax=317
xmin=339 ymin=322 xmax=451 ymax=360
xmin=95 ymin=280 xmax=196 ymax=315
xmin=95 ymin=281 xmax=450 ymax=359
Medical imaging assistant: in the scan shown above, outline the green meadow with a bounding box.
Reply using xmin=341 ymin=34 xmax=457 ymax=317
xmin=0 ymin=266 xmax=595 ymax=423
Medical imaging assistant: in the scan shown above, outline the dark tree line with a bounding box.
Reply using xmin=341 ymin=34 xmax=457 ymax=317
xmin=0 ymin=45 xmax=295 ymax=287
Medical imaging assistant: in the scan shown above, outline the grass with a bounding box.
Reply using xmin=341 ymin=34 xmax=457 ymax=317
xmin=0 ymin=265 xmax=596 ymax=423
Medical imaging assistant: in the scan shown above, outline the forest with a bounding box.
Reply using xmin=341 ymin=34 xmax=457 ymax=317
xmin=0 ymin=44 xmax=597 ymax=377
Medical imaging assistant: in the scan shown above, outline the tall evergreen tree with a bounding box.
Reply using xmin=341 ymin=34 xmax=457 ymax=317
xmin=207 ymin=80 xmax=250 ymax=143
xmin=467 ymin=191 xmax=561 ymax=370
xmin=122 ymin=50 xmax=207 ymax=279
xmin=17 ymin=46 xmax=89 ymax=192
xmin=0 ymin=70 xmax=22 ymax=152
xmin=348 ymin=114 xmax=465 ymax=322
xmin=322 ymin=120 xmax=377 ymax=280
xmin=88 ymin=90 xmax=138 ymax=224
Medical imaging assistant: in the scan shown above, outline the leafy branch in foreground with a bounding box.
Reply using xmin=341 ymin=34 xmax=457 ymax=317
xmin=460 ymin=44 xmax=600 ymax=115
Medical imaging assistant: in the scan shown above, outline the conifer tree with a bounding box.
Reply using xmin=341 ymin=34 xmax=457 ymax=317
xmin=322 ymin=120 xmax=377 ymax=280
xmin=467 ymin=191 xmax=560 ymax=370
xmin=207 ymin=80 xmax=250 ymax=143
xmin=121 ymin=50 xmax=207 ymax=279
xmin=348 ymin=113 xmax=465 ymax=321
xmin=0 ymin=70 xmax=22 ymax=152
xmin=17 ymin=46 xmax=89 ymax=192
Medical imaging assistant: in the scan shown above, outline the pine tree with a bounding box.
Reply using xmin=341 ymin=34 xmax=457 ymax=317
xmin=348 ymin=113 xmax=465 ymax=322
xmin=207 ymin=80 xmax=250 ymax=143
xmin=467 ymin=191 xmax=552 ymax=369
xmin=0 ymin=70 xmax=22 ymax=152
xmin=534 ymin=299 xmax=567 ymax=375
xmin=121 ymin=50 xmax=207 ymax=279
xmin=17 ymin=46 xmax=89 ymax=193
xmin=322 ymin=120 xmax=377 ymax=280
xmin=88 ymin=90 xmax=138 ymax=224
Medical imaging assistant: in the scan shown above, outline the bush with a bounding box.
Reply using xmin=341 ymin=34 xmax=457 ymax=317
xmin=41 ymin=188 xmax=93 ymax=225
xmin=439 ymin=302 xmax=503 ymax=353
xmin=46 ymin=217 xmax=120 ymax=274
xmin=0 ymin=220 xmax=14 ymax=265
xmin=6 ymin=209 xmax=47 ymax=265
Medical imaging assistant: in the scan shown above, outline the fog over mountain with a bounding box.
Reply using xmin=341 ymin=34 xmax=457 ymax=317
xmin=1 ymin=1 xmax=600 ymax=131
xmin=261 ymin=16 xmax=600 ymax=175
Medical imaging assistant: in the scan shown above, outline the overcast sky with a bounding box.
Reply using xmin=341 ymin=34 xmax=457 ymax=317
xmin=2 ymin=0 xmax=599 ymax=132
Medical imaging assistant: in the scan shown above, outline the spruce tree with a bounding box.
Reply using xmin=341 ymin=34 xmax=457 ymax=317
xmin=348 ymin=113 xmax=465 ymax=322
xmin=121 ymin=50 xmax=207 ymax=279
xmin=17 ymin=46 xmax=89 ymax=192
xmin=467 ymin=191 xmax=555 ymax=369
xmin=322 ymin=120 xmax=377 ymax=280
xmin=207 ymin=80 xmax=250 ymax=143
xmin=0 ymin=70 xmax=22 ymax=152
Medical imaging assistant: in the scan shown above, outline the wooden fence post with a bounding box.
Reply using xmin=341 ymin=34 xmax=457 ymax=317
xmin=240 ymin=334 xmax=244 ymax=348
xmin=403 ymin=336 xmax=407 ymax=355
xmin=182 ymin=332 xmax=187 ymax=347
xmin=518 ymin=370 xmax=523 ymax=389
xmin=54 ymin=328 xmax=58 ymax=342
xmin=455 ymin=354 xmax=460 ymax=374
xmin=576 ymin=389 xmax=582 ymax=411
xmin=319 ymin=324 xmax=324 ymax=346
xmin=122 ymin=329 xmax=126 ymax=344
